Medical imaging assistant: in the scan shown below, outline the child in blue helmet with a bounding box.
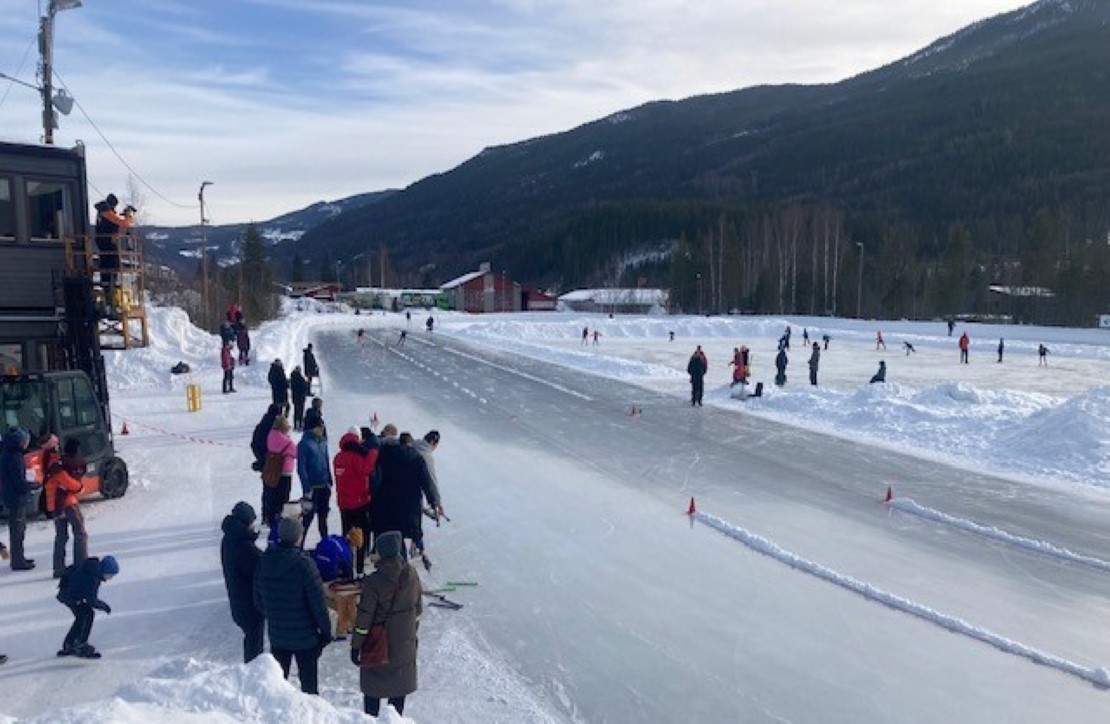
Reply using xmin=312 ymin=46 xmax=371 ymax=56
xmin=56 ymin=555 xmax=119 ymax=659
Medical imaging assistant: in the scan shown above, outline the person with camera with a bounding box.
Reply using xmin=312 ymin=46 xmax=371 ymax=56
xmin=92 ymin=194 xmax=133 ymax=315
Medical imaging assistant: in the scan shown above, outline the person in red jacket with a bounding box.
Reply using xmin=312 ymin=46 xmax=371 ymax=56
xmin=333 ymin=428 xmax=379 ymax=574
xmin=958 ymin=331 xmax=970 ymax=364
xmin=221 ymin=341 xmax=237 ymax=394
xmin=46 ymin=438 xmax=88 ymax=578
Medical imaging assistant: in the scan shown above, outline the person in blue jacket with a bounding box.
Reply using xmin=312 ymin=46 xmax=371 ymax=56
xmin=56 ymin=555 xmax=119 ymax=659
xmin=1 ymin=428 xmax=35 ymax=570
xmin=297 ymin=422 xmax=333 ymax=545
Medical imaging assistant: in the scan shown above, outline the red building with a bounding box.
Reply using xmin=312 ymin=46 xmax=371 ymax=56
xmin=441 ymin=263 xmax=521 ymax=313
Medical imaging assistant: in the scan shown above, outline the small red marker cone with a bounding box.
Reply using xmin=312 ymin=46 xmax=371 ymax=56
xmin=120 ymin=421 xmax=129 ymax=435
xmin=687 ymin=497 xmax=697 ymax=516
xmin=884 ymin=486 xmax=893 ymax=503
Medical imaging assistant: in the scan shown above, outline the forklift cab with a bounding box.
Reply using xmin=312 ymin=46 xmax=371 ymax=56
xmin=0 ymin=371 xmax=128 ymax=517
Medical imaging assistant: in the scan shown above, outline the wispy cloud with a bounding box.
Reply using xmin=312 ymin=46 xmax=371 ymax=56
xmin=0 ymin=0 xmax=1032 ymax=225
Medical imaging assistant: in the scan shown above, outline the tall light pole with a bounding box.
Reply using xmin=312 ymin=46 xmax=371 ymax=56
xmin=696 ymin=272 xmax=703 ymax=315
xmin=855 ymin=242 xmax=865 ymax=319
xmin=199 ymin=181 xmax=213 ymax=326
xmin=39 ymin=0 xmax=82 ymax=144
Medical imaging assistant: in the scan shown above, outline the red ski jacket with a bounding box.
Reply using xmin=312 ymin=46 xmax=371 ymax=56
xmin=334 ymin=432 xmax=378 ymax=510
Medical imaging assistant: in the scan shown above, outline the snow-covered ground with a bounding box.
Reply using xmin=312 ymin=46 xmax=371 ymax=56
xmin=2 ymin=302 xmax=1108 ymax=722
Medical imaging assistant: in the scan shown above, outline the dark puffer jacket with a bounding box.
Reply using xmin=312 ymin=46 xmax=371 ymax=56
xmin=253 ymin=544 xmax=329 ymax=651
xmin=372 ymin=441 xmax=438 ymax=540
xmin=0 ymin=429 xmax=29 ymax=509
xmin=57 ymin=557 xmax=108 ymax=607
xmin=220 ymin=514 xmax=262 ymax=626
xmin=251 ymin=405 xmax=281 ymax=467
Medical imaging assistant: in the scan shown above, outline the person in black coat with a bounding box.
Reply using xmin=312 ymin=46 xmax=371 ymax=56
xmin=371 ymin=434 xmax=439 ymax=558
xmin=808 ymin=342 xmax=821 ymax=386
xmin=686 ymin=346 xmax=707 ymax=407
xmin=251 ymin=404 xmax=283 ymax=471
xmin=303 ymin=397 xmax=326 ymax=438
xmin=869 ymin=360 xmax=887 ymax=384
xmin=774 ymin=348 xmax=788 ymax=387
xmin=1 ymin=428 xmax=34 ymax=570
xmin=220 ymin=502 xmax=263 ymax=663
xmin=289 ymin=367 xmax=309 ymax=431
xmin=302 ymin=344 xmax=320 ymax=394
xmin=57 ymin=555 xmax=118 ymax=658
xmin=254 ymin=518 xmax=330 ymax=695
xmin=268 ymin=359 xmax=290 ymax=415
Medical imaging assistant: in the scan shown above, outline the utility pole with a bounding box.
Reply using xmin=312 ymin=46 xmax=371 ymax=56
xmin=856 ymin=241 xmax=865 ymax=319
xmin=39 ymin=0 xmax=82 ymax=144
xmin=199 ymin=181 xmax=213 ymax=327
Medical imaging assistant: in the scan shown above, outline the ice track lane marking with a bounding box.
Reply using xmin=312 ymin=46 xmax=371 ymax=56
xmin=892 ymin=498 xmax=1110 ymax=573
xmin=367 ymin=331 xmax=590 ymax=401
xmin=439 ymin=347 xmax=592 ymax=401
xmin=696 ymin=509 xmax=1110 ymax=687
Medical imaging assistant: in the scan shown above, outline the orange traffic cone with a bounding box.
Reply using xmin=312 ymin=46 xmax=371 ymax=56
xmin=884 ymin=485 xmax=893 ymax=503
xmin=687 ymin=497 xmax=697 ymax=516
xmin=121 ymin=421 xmax=130 ymax=435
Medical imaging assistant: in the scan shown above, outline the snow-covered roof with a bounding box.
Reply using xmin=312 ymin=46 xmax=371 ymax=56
xmin=559 ymin=288 xmax=669 ymax=304
xmin=440 ymin=270 xmax=486 ymax=289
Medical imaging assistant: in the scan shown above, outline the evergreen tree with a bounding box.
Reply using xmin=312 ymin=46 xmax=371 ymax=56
xmin=239 ymin=223 xmax=276 ymax=323
xmin=319 ymin=252 xmax=336 ymax=282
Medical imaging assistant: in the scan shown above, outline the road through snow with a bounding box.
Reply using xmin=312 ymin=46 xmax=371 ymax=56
xmin=320 ymin=328 xmax=1110 ymax=722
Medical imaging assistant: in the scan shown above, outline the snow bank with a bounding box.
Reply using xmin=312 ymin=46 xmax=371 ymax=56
xmin=1 ymin=655 xmax=403 ymax=724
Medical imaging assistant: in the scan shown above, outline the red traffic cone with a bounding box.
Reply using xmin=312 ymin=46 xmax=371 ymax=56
xmin=120 ymin=421 xmax=130 ymax=435
xmin=687 ymin=497 xmax=697 ymax=516
xmin=884 ymin=486 xmax=893 ymax=503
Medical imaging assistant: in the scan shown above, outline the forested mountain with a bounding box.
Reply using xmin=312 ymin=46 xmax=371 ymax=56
xmin=286 ymin=0 xmax=1110 ymax=323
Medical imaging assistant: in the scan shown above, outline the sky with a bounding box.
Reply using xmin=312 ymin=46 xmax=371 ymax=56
xmin=1 ymin=0 xmax=1035 ymax=225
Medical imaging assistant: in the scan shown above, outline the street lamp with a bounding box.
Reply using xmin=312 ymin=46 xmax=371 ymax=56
xmin=855 ymin=242 xmax=865 ymax=319
xmin=199 ymin=181 xmax=213 ymax=326
xmin=40 ymin=0 xmax=82 ymax=144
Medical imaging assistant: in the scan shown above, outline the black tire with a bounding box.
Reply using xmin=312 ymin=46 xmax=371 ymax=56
xmin=100 ymin=457 xmax=129 ymax=499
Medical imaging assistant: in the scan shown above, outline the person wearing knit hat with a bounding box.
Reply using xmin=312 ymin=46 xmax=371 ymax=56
xmin=254 ymin=513 xmax=330 ymax=694
xmin=56 ymin=555 xmax=119 ymax=659
xmin=221 ymin=501 xmax=264 ymax=662
xmin=351 ymin=529 xmax=422 ymax=716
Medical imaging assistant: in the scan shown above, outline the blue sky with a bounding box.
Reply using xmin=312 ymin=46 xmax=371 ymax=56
xmin=0 ymin=0 xmax=1032 ymax=226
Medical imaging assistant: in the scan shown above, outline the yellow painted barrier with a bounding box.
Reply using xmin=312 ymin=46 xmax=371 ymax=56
xmin=187 ymin=383 xmax=202 ymax=412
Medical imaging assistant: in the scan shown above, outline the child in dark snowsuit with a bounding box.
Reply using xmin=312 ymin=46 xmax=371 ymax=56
xmin=57 ymin=555 xmax=118 ymax=659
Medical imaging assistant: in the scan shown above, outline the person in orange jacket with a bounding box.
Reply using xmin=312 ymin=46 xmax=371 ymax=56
xmin=46 ymin=438 xmax=89 ymax=578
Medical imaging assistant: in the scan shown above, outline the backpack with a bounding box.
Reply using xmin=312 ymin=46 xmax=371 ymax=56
xmin=261 ymin=452 xmax=284 ymax=488
xmin=170 ymin=361 xmax=191 ymax=375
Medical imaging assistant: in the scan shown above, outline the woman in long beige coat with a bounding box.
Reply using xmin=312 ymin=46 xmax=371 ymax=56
xmin=350 ymin=530 xmax=422 ymax=717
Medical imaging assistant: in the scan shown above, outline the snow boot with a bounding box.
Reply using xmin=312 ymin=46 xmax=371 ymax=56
xmin=56 ymin=646 xmax=75 ymax=657
xmin=75 ymin=644 xmax=101 ymax=659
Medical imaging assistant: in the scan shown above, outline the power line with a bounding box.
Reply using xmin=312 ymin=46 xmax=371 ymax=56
xmin=52 ymin=69 xmax=197 ymax=210
xmin=0 ymin=36 xmax=38 ymax=112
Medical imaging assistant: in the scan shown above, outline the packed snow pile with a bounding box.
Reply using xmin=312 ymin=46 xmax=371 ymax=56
xmin=0 ymin=655 xmax=400 ymax=724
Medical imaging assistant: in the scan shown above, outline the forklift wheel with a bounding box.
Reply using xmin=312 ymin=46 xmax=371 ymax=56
xmin=100 ymin=457 xmax=129 ymax=499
